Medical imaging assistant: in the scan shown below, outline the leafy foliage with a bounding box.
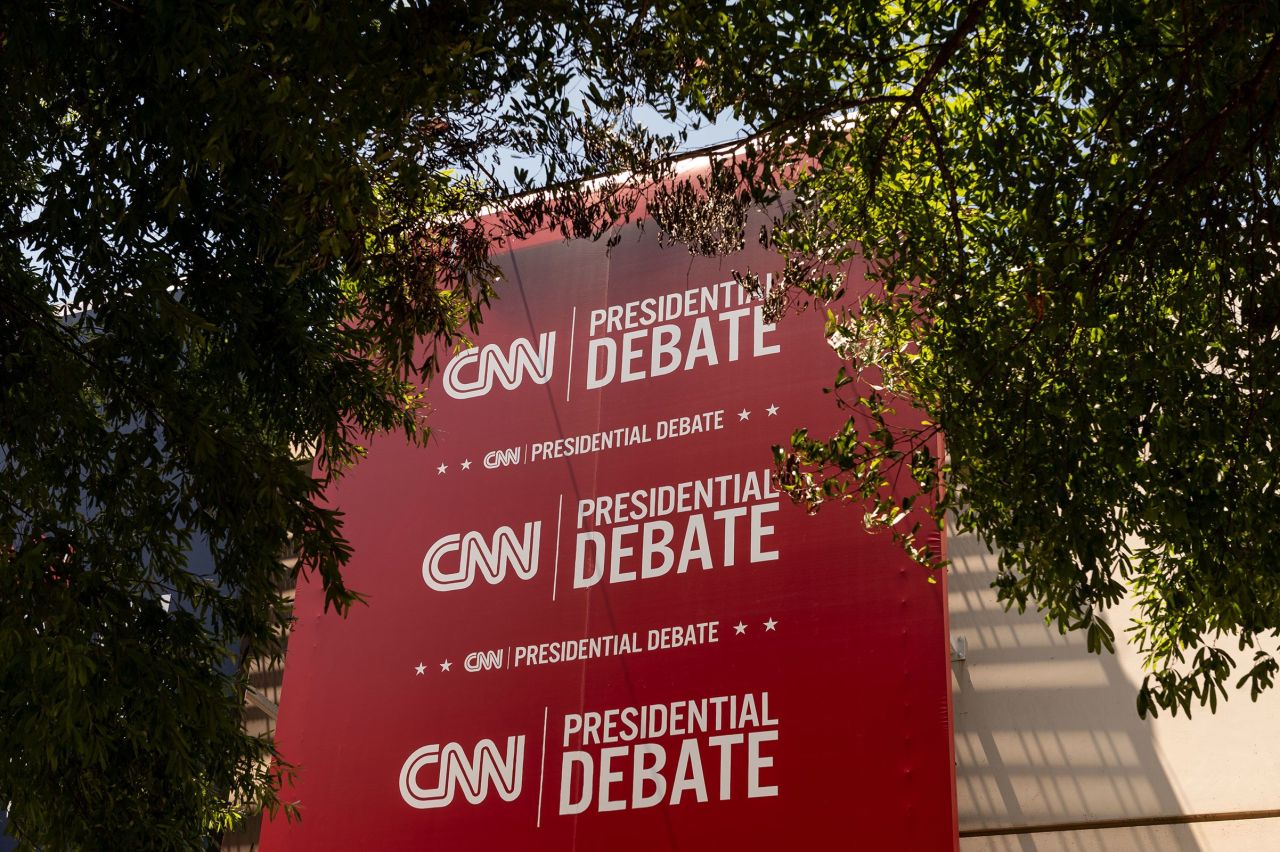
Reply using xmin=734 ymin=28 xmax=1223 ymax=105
xmin=0 ymin=1 xmax=708 ymax=846
xmin=660 ymin=0 xmax=1280 ymax=717
xmin=8 ymin=1 xmax=1278 ymax=844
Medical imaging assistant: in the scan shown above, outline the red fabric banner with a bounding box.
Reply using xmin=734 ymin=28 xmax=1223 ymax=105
xmin=261 ymin=224 xmax=957 ymax=850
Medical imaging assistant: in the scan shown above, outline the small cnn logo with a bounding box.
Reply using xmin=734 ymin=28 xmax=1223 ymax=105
xmin=483 ymin=446 xmax=521 ymax=469
xmin=464 ymin=649 xmax=504 ymax=672
xmin=442 ymin=333 xmax=555 ymax=399
xmin=399 ymin=736 xmax=526 ymax=809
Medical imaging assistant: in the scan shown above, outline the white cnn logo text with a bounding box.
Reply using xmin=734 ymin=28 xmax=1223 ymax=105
xmin=422 ymin=522 xmax=541 ymax=592
xmin=399 ymin=736 xmax=526 ymax=809
xmin=442 ymin=333 xmax=555 ymax=399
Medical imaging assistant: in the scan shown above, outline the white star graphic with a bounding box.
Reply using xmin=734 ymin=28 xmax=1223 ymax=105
xmin=439 ymin=659 xmax=452 ymax=672
xmin=460 ymin=459 xmax=472 ymax=471
xmin=436 ymin=462 xmax=447 ymax=475
xmin=414 ymin=662 xmax=426 ymax=676
xmin=766 ymin=403 xmax=779 ymax=416
xmin=738 ymin=408 xmax=751 ymax=421
xmin=734 ymin=622 xmax=747 ymax=635
xmin=763 ymin=618 xmax=778 ymax=632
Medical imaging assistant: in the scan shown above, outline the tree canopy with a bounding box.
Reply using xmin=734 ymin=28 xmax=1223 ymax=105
xmin=662 ymin=0 xmax=1280 ymax=719
xmin=0 ymin=1 xmax=701 ymax=847
xmin=5 ymin=0 xmax=1280 ymax=846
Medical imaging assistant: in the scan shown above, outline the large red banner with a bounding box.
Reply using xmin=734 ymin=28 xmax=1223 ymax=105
xmin=261 ymin=222 xmax=957 ymax=850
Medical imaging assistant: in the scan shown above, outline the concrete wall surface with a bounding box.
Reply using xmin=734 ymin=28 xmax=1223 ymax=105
xmin=950 ymin=529 xmax=1280 ymax=852
xmin=960 ymin=816 xmax=1280 ymax=852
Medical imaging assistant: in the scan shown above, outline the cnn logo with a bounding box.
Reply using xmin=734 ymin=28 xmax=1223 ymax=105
xmin=442 ymin=333 xmax=555 ymax=399
xmin=421 ymin=521 xmax=541 ymax=592
xmin=399 ymin=736 xmax=526 ymax=809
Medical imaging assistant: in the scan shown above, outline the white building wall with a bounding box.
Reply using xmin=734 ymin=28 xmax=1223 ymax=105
xmin=950 ymin=529 xmax=1280 ymax=851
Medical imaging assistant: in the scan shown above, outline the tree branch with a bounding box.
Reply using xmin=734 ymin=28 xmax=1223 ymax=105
xmin=867 ymin=0 xmax=988 ymax=190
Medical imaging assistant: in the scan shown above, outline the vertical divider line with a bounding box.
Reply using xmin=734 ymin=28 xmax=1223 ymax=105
xmin=536 ymin=706 xmax=550 ymax=828
xmin=565 ymin=306 xmax=577 ymax=403
xmin=552 ymin=494 xmax=564 ymax=602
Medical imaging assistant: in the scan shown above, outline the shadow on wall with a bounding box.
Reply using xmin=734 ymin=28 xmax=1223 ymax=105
xmin=948 ymin=530 xmax=1203 ymax=852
